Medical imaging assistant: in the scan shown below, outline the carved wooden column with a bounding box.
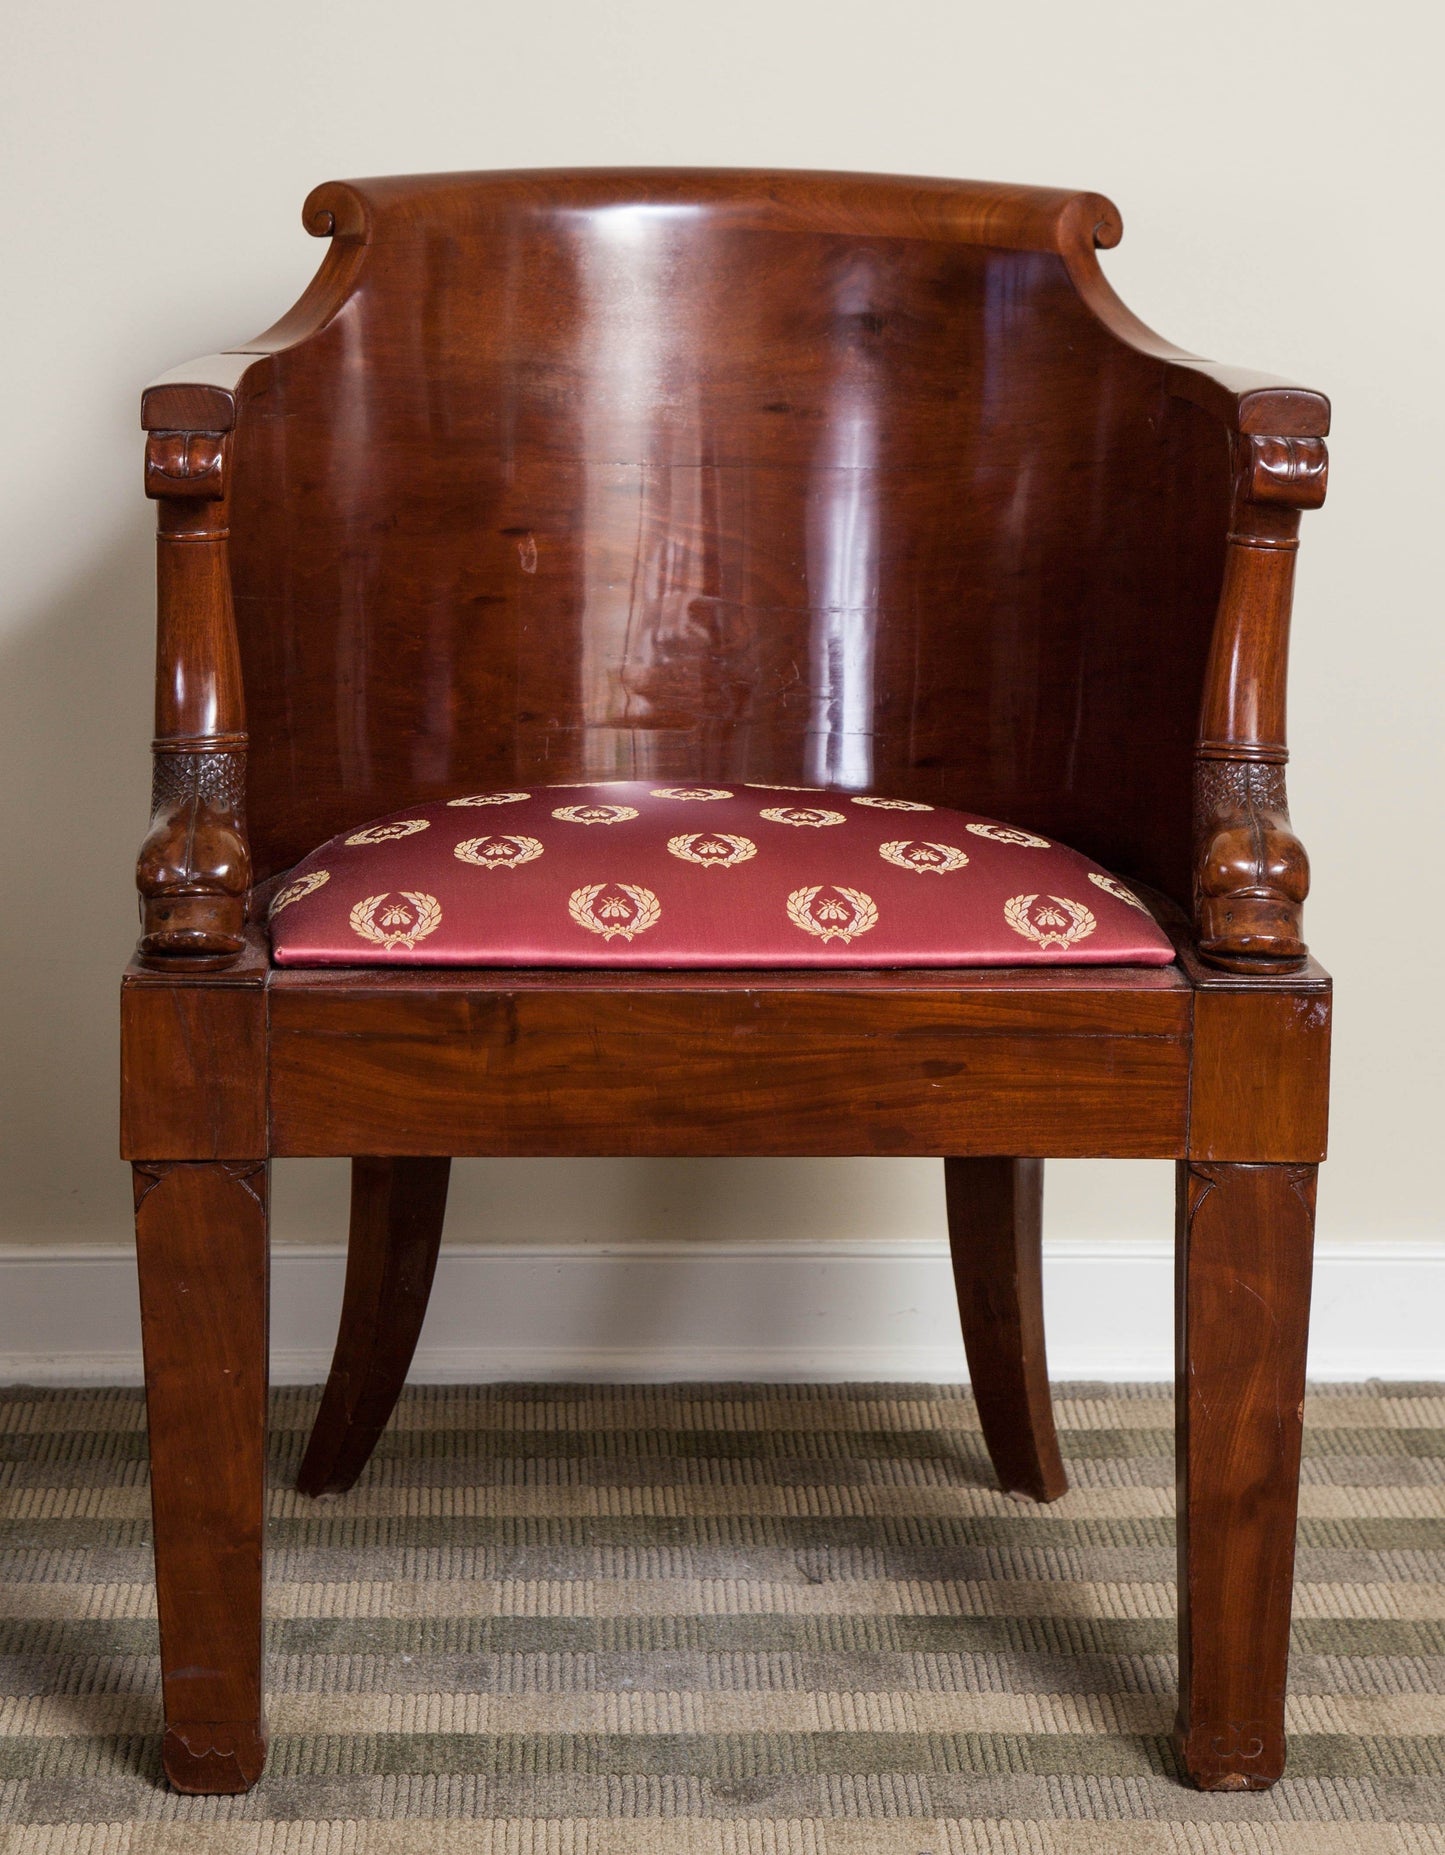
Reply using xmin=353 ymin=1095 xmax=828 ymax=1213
xmin=136 ymin=387 xmax=250 ymax=962
xmin=1194 ymin=434 xmax=1328 ymax=972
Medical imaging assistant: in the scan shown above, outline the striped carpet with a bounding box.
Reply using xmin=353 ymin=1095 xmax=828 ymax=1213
xmin=1 ymin=1383 xmax=1444 ymax=1851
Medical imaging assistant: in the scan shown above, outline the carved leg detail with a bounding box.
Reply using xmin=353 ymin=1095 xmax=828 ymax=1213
xmin=944 ymin=1158 xmax=1067 ymax=1503
xmin=134 ymin=1160 xmax=269 ymax=1794
xmin=297 ymin=1157 xmax=451 ymax=1497
xmin=1175 ymin=1160 xmax=1316 ymax=1790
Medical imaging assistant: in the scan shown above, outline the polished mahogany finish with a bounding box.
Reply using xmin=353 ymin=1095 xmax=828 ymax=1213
xmin=297 ymin=1156 xmax=451 ymax=1496
xmin=122 ymin=169 xmax=1332 ymax=1795
xmin=136 ymin=169 xmax=1327 ymax=963
xmin=138 ymin=369 xmax=250 ymax=961
xmin=1175 ymin=1160 xmax=1316 ymax=1787
xmin=268 ymin=961 xmax=1193 ymax=1158
xmin=133 ymin=1157 xmax=269 ymax=1793
xmin=944 ymin=1157 xmax=1066 ymax=1503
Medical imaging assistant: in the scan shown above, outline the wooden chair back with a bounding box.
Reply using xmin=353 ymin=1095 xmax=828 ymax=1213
xmin=220 ymin=170 xmax=1229 ymax=898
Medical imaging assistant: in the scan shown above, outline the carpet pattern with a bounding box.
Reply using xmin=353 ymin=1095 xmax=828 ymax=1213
xmin=1 ymin=1381 xmax=1444 ymax=1850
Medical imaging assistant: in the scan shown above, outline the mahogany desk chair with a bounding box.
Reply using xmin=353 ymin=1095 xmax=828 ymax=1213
xmin=121 ymin=170 xmax=1330 ymax=1795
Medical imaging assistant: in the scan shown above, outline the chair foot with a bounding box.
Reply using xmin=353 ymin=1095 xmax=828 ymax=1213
xmin=944 ymin=1157 xmax=1067 ymax=1502
xmin=163 ymin=1720 xmax=268 ymax=1794
xmin=1174 ymin=1160 xmax=1316 ymax=1792
xmin=298 ymin=1156 xmax=451 ymax=1497
xmin=1172 ymin=1721 xmax=1278 ymax=1792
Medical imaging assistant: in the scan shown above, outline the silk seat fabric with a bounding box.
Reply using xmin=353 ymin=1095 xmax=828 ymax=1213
xmin=268 ymin=783 xmax=1175 ymax=969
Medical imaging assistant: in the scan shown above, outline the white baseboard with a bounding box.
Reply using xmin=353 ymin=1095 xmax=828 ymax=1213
xmin=0 ymin=1236 xmax=1440 ymax=1386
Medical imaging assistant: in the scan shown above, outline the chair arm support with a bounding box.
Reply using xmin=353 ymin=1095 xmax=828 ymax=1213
xmin=136 ymin=358 xmax=256 ymax=965
xmin=136 ymin=754 xmax=251 ymax=960
xmin=1192 ymin=426 xmax=1329 ymax=973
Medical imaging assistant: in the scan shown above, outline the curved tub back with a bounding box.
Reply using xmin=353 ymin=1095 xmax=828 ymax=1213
xmin=228 ymin=169 xmax=1228 ymax=895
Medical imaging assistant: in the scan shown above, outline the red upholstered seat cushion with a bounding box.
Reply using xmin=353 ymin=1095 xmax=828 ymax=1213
xmin=268 ymin=783 xmax=1175 ymax=969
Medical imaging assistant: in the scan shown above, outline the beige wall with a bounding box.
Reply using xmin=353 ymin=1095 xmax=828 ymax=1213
xmin=1 ymin=0 xmax=1438 ymax=1268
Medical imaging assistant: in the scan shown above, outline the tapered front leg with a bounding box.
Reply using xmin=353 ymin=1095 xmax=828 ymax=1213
xmin=134 ymin=1160 xmax=269 ymax=1794
xmin=298 ymin=1156 xmax=451 ymax=1496
xmin=1174 ymin=1161 xmax=1316 ymax=1790
xmin=944 ymin=1158 xmax=1067 ymax=1502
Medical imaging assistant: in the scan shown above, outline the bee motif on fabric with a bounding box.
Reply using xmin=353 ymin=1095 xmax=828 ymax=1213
xmin=667 ymin=833 xmax=757 ymax=868
xmin=967 ymin=823 xmax=1050 ymax=848
xmin=786 ymin=885 xmax=878 ymax=945
xmin=454 ymin=835 xmax=545 ymax=869
xmin=552 ymin=804 xmax=639 ymax=825
xmin=567 ymin=883 xmax=661 ymax=941
xmin=878 ymin=840 xmax=969 ymax=875
xmin=349 ymin=892 xmax=442 ymax=951
xmin=1004 ymin=894 xmax=1097 ymax=950
xmin=345 ymin=819 xmax=431 ymax=845
xmin=760 ymin=807 xmax=846 ymax=828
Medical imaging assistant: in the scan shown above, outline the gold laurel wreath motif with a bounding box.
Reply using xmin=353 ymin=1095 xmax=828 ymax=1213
xmin=878 ymin=840 xmax=969 ymax=874
xmin=349 ymin=891 xmax=443 ymax=951
xmin=760 ymin=806 xmax=846 ymax=827
xmin=650 ymin=787 xmax=733 ymax=801
xmin=552 ymin=804 xmax=639 ymax=825
xmin=446 ymin=792 xmax=530 ymax=807
xmin=786 ymin=885 xmax=879 ymax=945
xmin=1088 ymin=870 xmax=1150 ymax=912
xmin=743 ymin=783 xmax=824 ymax=791
xmin=567 ymin=882 xmax=662 ymax=942
xmin=1004 ymin=893 xmax=1097 ymax=951
xmin=966 ymin=822 xmax=1050 ymax=848
xmin=851 ymin=796 xmax=933 ymax=811
xmin=269 ymin=869 xmax=330 ymax=916
xmin=667 ymin=833 xmax=757 ymax=867
xmin=345 ymin=819 xmax=431 ymax=845
xmin=454 ymin=834 xmax=545 ymax=869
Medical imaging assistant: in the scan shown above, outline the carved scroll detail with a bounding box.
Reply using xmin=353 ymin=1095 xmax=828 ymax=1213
xmin=1241 ymin=435 xmax=1328 ymax=511
xmin=145 ymin=431 xmax=227 ymax=501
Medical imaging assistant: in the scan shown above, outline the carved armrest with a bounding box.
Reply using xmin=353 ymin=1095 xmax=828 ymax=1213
xmin=136 ymin=355 xmax=256 ymax=964
xmin=1060 ymin=231 xmax=1331 ymax=970
xmin=1162 ymin=357 xmax=1329 ymax=446
xmin=1182 ymin=401 xmax=1330 ymax=972
xmin=1091 ymin=339 xmax=1330 ymax=968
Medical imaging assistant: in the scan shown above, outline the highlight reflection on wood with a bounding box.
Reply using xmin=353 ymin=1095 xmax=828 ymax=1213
xmin=122 ymin=169 xmax=1331 ymax=1794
